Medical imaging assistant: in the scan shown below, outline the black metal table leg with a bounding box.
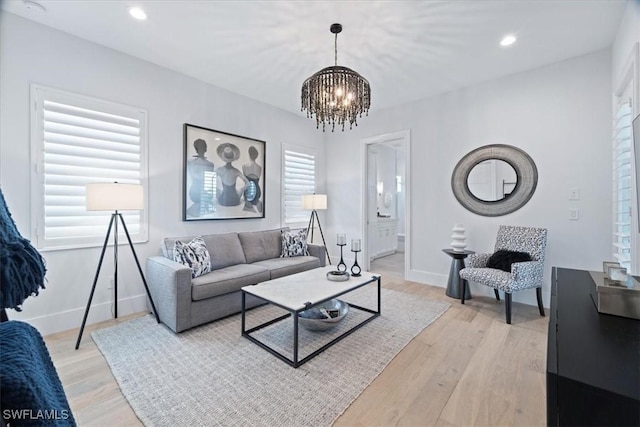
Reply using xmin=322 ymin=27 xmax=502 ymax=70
xmin=377 ymin=275 xmax=381 ymax=315
xmin=241 ymin=291 xmax=246 ymax=334
xmin=293 ymin=312 xmax=299 ymax=367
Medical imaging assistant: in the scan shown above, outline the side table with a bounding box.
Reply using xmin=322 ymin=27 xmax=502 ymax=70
xmin=442 ymin=249 xmax=474 ymax=299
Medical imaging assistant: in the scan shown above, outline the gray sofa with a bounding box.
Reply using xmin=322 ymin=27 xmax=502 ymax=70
xmin=146 ymin=228 xmax=325 ymax=333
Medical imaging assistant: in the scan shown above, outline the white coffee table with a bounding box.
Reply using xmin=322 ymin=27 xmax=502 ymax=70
xmin=241 ymin=266 xmax=381 ymax=368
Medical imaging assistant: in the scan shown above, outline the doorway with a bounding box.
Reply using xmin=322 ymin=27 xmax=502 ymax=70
xmin=361 ymin=130 xmax=410 ymax=280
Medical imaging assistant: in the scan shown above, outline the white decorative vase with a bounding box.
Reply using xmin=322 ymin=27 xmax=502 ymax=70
xmin=451 ymin=224 xmax=467 ymax=252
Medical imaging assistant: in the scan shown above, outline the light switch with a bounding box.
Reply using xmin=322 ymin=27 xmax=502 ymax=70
xmin=569 ymin=188 xmax=580 ymax=200
xmin=569 ymin=209 xmax=579 ymax=220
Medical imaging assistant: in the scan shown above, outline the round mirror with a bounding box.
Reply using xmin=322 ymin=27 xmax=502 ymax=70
xmin=452 ymin=144 xmax=537 ymax=216
xmin=466 ymin=159 xmax=517 ymax=202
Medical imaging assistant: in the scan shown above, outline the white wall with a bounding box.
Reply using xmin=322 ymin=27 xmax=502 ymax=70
xmin=0 ymin=13 xmax=325 ymax=335
xmin=326 ymin=49 xmax=613 ymax=307
xmin=612 ymin=0 xmax=640 ymax=88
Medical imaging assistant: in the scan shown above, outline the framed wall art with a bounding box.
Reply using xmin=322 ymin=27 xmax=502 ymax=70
xmin=183 ymin=124 xmax=266 ymax=221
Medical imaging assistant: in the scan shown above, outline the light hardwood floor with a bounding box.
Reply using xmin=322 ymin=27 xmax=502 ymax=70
xmin=45 ymin=272 xmax=548 ymax=426
xmin=371 ymin=252 xmax=405 ymax=281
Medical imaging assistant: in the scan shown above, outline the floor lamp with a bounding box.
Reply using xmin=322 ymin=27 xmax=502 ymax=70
xmin=303 ymin=194 xmax=331 ymax=265
xmin=75 ymin=183 xmax=160 ymax=349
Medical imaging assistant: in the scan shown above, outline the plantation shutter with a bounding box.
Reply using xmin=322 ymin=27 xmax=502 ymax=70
xmin=31 ymin=86 xmax=148 ymax=250
xmin=613 ymin=99 xmax=632 ymax=270
xmin=282 ymin=147 xmax=316 ymax=226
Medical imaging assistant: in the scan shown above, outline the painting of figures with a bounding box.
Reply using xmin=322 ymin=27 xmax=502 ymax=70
xmin=183 ymin=124 xmax=265 ymax=220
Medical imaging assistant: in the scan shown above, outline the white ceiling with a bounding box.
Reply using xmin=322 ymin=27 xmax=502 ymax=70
xmin=1 ymin=0 xmax=628 ymax=115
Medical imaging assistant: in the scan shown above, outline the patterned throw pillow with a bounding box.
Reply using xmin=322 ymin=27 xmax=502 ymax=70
xmin=281 ymin=229 xmax=309 ymax=257
xmin=173 ymin=236 xmax=212 ymax=278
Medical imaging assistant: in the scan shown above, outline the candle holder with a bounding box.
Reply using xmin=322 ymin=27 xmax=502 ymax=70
xmin=350 ymin=249 xmax=362 ymax=277
xmin=336 ymin=243 xmax=347 ymax=272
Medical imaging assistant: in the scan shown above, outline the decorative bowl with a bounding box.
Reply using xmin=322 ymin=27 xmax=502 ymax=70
xmin=326 ymin=270 xmax=350 ymax=282
xmin=299 ymin=299 xmax=349 ymax=332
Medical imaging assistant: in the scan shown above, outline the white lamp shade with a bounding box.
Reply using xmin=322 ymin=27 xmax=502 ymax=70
xmin=86 ymin=183 xmax=144 ymax=211
xmin=302 ymin=194 xmax=327 ymax=210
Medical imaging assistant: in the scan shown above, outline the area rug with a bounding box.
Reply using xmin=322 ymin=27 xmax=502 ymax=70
xmin=92 ymin=287 xmax=449 ymax=427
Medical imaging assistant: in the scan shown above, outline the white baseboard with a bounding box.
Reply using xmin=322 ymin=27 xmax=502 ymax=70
xmin=406 ymin=269 xmax=447 ymax=288
xmin=9 ymin=294 xmax=148 ymax=337
xmin=404 ymin=269 xmax=549 ymax=308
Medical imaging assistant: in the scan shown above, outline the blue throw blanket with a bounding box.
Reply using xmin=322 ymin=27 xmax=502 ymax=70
xmin=0 ymin=189 xmax=46 ymax=311
xmin=0 ymin=321 xmax=76 ymax=426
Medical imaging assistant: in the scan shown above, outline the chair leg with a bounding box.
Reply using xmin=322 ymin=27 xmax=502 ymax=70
xmin=505 ymin=293 xmax=512 ymax=324
xmin=494 ymin=289 xmax=500 ymax=301
xmin=460 ymin=279 xmax=466 ymax=305
xmin=536 ymin=287 xmax=545 ymax=317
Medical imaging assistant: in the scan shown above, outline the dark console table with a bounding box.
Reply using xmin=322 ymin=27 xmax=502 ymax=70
xmin=547 ymin=267 xmax=640 ymax=426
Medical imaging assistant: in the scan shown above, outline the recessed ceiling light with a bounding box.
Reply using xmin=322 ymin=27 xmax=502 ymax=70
xmin=23 ymin=0 xmax=46 ymax=12
xmin=500 ymin=34 xmax=517 ymax=47
xmin=128 ymin=7 xmax=147 ymax=20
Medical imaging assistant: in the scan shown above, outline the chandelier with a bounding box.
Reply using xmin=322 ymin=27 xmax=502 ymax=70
xmin=301 ymin=23 xmax=371 ymax=132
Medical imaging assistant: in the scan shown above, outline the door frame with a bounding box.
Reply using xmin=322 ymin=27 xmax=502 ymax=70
xmin=360 ymin=130 xmax=411 ymax=278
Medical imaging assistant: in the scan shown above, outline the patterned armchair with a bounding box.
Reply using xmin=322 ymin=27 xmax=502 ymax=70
xmin=459 ymin=225 xmax=548 ymax=324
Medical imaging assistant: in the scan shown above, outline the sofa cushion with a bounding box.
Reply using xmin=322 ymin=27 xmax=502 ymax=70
xmin=252 ymin=256 xmax=321 ymax=280
xmin=191 ymin=264 xmax=270 ymax=301
xmin=172 ymin=236 xmax=211 ymax=278
xmin=281 ymin=229 xmax=309 ymax=257
xmin=163 ymin=233 xmax=246 ymax=271
xmin=201 ymin=233 xmax=247 ymax=270
xmin=238 ymin=228 xmax=284 ymax=264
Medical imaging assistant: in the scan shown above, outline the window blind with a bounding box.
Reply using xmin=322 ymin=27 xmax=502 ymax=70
xmin=613 ymin=100 xmax=632 ymax=269
xmin=282 ymin=148 xmax=316 ymax=226
xmin=31 ymin=86 xmax=147 ymax=250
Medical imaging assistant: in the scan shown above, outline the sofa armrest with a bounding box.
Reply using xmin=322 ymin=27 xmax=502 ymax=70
xmin=146 ymin=256 xmax=192 ymax=333
xmin=307 ymin=243 xmax=326 ymax=267
xmin=467 ymin=253 xmax=492 ymax=268
xmin=510 ymin=260 xmax=544 ymax=288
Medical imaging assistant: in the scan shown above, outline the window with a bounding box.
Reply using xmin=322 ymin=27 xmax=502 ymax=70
xmin=31 ymin=85 xmax=148 ymax=250
xmin=612 ymin=44 xmax=640 ymax=274
xmin=613 ymin=99 xmax=633 ymax=270
xmin=282 ymin=145 xmax=316 ymax=227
